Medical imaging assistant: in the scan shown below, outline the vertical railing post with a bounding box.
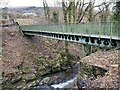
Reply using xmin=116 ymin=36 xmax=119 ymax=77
xmin=116 ymin=21 xmax=119 ymax=37
xmin=98 ymin=21 xmax=101 ymax=39
xmin=110 ymin=21 xmax=113 ymax=43
xmin=81 ymin=44 xmax=85 ymax=58
xmin=62 ymin=24 xmax=63 ymax=34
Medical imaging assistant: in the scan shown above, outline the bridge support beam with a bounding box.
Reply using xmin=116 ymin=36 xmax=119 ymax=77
xmin=21 ymin=30 xmax=120 ymax=48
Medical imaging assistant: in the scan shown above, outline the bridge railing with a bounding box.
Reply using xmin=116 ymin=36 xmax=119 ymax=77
xmin=74 ymin=21 xmax=120 ymax=37
xmin=20 ymin=21 xmax=120 ymax=37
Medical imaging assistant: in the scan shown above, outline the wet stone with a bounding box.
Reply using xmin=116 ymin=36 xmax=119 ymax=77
xmin=11 ymin=75 xmax=22 ymax=83
xmin=0 ymin=79 xmax=3 ymax=84
xmin=48 ymin=76 xmax=63 ymax=85
xmin=51 ymin=67 xmax=61 ymax=73
xmin=38 ymin=69 xmax=51 ymax=76
xmin=34 ymin=84 xmax=54 ymax=90
xmin=40 ymin=77 xmax=50 ymax=85
xmin=15 ymin=81 xmax=26 ymax=89
xmin=0 ymin=84 xmax=2 ymax=90
xmin=77 ymin=79 xmax=86 ymax=89
xmin=36 ymin=79 xmax=41 ymax=84
xmin=23 ymin=80 xmax=39 ymax=89
xmin=61 ymin=66 xmax=68 ymax=71
xmin=30 ymin=80 xmax=39 ymax=87
xmin=0 ymin=80 xmax=3 ymax=90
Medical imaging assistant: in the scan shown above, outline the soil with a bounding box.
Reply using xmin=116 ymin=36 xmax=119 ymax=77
xmin=83 ymin=49 xmax=120 ymax=69
xmin=2 ymin=26 xmax=81 ymax=75
xmin=82 ymin=49 xmax=120 ymax=88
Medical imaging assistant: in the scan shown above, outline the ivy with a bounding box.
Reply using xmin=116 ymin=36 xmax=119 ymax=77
xmin=112 ymin=1 xmax=120 ymax=21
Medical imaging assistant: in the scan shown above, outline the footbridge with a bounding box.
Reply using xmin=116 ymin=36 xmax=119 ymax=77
xmin=19 ymin=21 xmax=120 ymax=48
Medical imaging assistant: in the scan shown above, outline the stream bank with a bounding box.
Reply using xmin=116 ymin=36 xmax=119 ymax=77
xmin=1 ymin=60 xmax=108 ymax=90
xmin=1 ymin=26 xmax=119 ymax=89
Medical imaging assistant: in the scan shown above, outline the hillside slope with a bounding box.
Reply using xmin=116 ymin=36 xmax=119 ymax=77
xmin=2 ymin=26 xmax=81 ymax=75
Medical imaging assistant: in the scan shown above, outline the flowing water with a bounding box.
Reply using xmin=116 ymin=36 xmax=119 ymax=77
xmin=50 ymin=62 xmax=79 ymax=88
xmin=51 ymin=75 xmax=77 ymax=88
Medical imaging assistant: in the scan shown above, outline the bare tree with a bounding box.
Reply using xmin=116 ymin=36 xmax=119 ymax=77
xmin=98 ymin=2 xmax=111 ymax=21
xmin=61 ymin=0 xmax=112 ymax=23
xmin=42 ymin=0 xmax=112 ymax=23
xmin=61 ymin=0 xmax=94 ymax=23
xmin=43 ymin=0 xmax=50 ymax=23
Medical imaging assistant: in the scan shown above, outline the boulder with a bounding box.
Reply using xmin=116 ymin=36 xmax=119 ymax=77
xmin=15 ymin=81 xmax=26 ymax=89
xmin=23 ymin=80 xmax=39 ymax=89
xmin=38 ymin=69 xmax=51 ymax=76
xmin=40 ymin=77 xmax=51 ymax=85
xmin=11 ymin=75 xmax=22 ymax=83
xmin=77 ymin=79 xmax=85 ymax=89
xmin=34 ymin=84 xmax=54 ymax=90
xmin=51 ymin=66 xmax=61 ymax=73
xmin=108 ymin=64 xmax=119 ymax=75
xmin=22 ymin=74 xmax=36 ymax=82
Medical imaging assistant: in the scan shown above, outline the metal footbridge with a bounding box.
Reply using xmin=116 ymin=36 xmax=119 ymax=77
xmin=19 ymin=21 xmax=120 ymax=48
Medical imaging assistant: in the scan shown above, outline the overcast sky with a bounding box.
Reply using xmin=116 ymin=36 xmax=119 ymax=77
xmin=0 ymin=0 xmax=116 ymax=7
xmin=0 ymin=0 xmax=60 ymax=7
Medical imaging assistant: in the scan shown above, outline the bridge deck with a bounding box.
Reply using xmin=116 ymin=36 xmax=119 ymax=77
xmin=22 ymin=29 xmax=120 ymax=41
xmin=21 ymin=21 xmax=120 ymax=37
xmin=20 ymin=21 xmax=120 ymax=48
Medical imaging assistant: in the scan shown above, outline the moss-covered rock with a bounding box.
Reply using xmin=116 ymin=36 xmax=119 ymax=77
xmin=38 ymin=68 xmax=51 ymax=76
xmin=78 ymin=60 xmax=107 ymax=79
xmin=40 ymin=77 xmax=51 ymax=84
xmin=22 ymin=74 xmax=36 ymax=82
xmin=11 ymin=75 xmax=22 ymax=84
xmin=51 ymin=60 xmax=61 ymax=73
xmin=14 ymin=81 xmax=26 ymax=89
xmin=23 ymin=80 xmax=39 ymax=89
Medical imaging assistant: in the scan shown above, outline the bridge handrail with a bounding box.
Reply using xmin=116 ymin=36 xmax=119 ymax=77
xmin=19 ymin=21 xmax=120 ymax=26
xmin=20 ymin=21 xmax=120 ymax=38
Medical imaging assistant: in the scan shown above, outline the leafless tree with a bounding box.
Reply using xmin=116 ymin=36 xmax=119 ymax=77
xmin=42 ymin=0 xmax=112 ymax=23
xmin=43 ymin=0 xmax=50 ymax=23
xmin=61 ymin=0 xmax=112 ymax=23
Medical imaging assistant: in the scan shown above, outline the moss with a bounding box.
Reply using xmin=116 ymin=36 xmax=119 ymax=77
xmin=79 ymin=60 xmax=93 ymax=78
xmin=79 ymin=60 xmax=107 ymax=79
xmin=37 ymin=68 xmax=51 ymax=76
xmin=51 ymin=60 xmax=61 ymax=73
xmin=21 ymin=64 xmax=29 ymax=72
xmin=34 ymin=57 xmax=45 ymax=65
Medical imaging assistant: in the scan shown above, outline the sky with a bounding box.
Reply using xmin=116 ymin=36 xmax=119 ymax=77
xmin=0 ymin=0 xmax=60 ymax=7
xmin=0 ymin=0 xmax=116 ymax=7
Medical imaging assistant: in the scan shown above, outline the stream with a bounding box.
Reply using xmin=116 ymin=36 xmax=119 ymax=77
xmin=2 ymin=60 xmax=107 ymax=90
xmin=51 ymin=75 xmax=77 ymax=89
xmin=51 ymin=62 xmax=79 ymax=89
xmin=34 ymin=62 xmax=80 ymax=90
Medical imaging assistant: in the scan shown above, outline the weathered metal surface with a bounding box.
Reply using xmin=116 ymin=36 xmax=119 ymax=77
xmin=21 ymin=21 xmax=120 ymax=36
xmin=20 ymin=21 xmax=120 ymax=48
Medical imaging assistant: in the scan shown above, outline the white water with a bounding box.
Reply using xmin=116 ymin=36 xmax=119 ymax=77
xmin=51 ymin=76 xmax=77 ymax=89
